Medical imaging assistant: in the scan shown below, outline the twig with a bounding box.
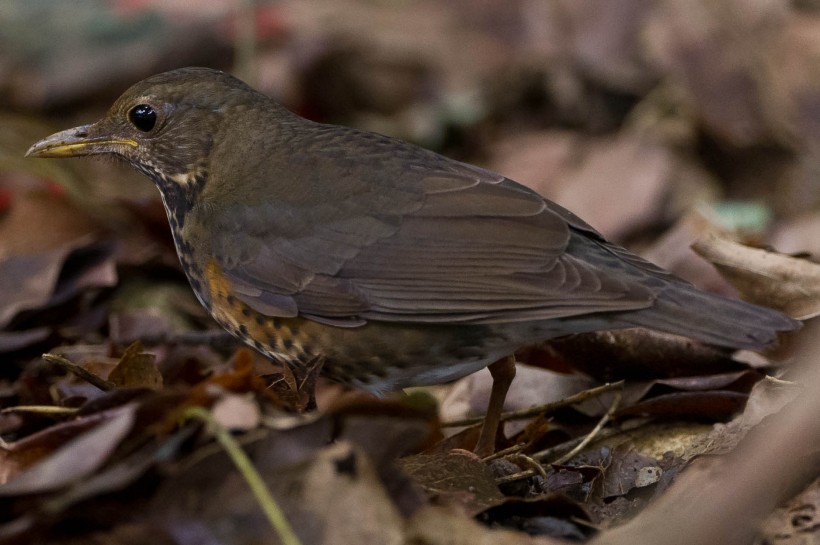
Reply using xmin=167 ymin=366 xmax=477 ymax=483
xmin=532 ymin=417 xmax=650 ymax=463
xmin=443 ymin=380 xmax=624 ymax=427
xmin=550 ymin=390 xmax=622 ymax=466
xmin=1 ymin=405 xmax=79 ymax=416
xmin=42 ymin=353 xmax=114 ymax=391
xmin=764 ymin=375 xmax=798 ymax=387
xmin=494 ymin=389 xmax=624 ymax=485
xmin=482 ymin=443 xmax=525 ymax=462
xmin=495 ymin=468 xmax=535 ymax=485
xmin=509 ymin=453 xmax=548 ymax=479
xmin=184 ymin=407 xmax=302 ymax=545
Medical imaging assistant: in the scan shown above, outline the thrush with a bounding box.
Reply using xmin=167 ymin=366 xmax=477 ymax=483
xmin=28 ymin=67 xmax=798 ymax=454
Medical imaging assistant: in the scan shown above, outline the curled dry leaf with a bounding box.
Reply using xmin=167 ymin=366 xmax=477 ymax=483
xmin=0 ymin=405 xmax=135 ymax=494
xmin=692 ymin=232 xmax=820 ymax=319
xmin=542 ymin=328 xmax=739 ymax=382
xmin=108 ymin=342 xmax=163 ymax=390
xmin=595 ymin=320 xmax=820 ymax=545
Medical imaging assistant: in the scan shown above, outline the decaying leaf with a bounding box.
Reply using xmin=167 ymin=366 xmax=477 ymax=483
xmin=400 ymin=451 xmax=506 ymax=515
xmin=692 ymin=232 xmax=820 ymax=319
xmin=108 ymin=342 xmax=163 ymax=390
xmin=3 ymin=1 xmax=820 ymax=543
xmin=0 ymin=404 xmax=135 ymax=493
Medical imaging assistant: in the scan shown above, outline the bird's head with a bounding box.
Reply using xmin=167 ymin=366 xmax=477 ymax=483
xmin=27 ymin=67 xmax=267 ymax=187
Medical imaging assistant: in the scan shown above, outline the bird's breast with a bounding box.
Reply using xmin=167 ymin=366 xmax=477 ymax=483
xmin=200 ymin=258 xmax=322 ymax=365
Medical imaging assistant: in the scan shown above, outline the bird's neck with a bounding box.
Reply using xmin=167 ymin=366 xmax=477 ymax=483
xmin=134 ymin=163 xmax=207 ymax=230
xmin=135 ymin=164 xmax=211 ymax=302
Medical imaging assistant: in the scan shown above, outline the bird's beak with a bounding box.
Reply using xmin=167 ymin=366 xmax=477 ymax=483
xmin=26 ymin=124 xmax=138 ymax=158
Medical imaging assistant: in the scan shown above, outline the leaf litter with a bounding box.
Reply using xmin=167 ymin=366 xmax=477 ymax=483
xmin=1 ymin=0 xmax=820 ymax=543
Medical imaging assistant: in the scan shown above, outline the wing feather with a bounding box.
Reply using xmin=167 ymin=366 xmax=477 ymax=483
xmin=204 ymin=126 xmax=657 ymax=324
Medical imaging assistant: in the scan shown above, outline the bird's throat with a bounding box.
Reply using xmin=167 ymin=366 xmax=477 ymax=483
xmin=136 ymin=165 xmax=207 ymax=230
xmin=135 ymin=163 xmax=211 ymax=309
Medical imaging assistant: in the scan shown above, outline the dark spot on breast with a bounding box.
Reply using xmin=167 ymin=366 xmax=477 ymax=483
xmin=273 ymin=318 xmax=282 ymax=329
xmin=255 ymin=315 xmax=266 ymax=326
xmin=283 ymin=338 xmax=293 ymax=350
xmin=239 ymin=324 xmax=249 ymax=337
xmin=227 ymin=295 xmax=237 ymax=306
xmin=266 ymin=335 xmax=278 ymax=349
xmin=241 ymin=308 xmax=252 ymax=317
xmin=333 ymin=451 xmax=357 ymax=477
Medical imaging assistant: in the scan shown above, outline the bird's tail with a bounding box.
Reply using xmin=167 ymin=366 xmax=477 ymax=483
xmin=620 ymin=285 xmax=800 ymax=350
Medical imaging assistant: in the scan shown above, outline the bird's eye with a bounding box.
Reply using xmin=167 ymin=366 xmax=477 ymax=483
xmin=128 ymin=104 xmax=157 ymax=132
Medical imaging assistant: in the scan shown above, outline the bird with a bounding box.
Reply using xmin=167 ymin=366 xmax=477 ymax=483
xmin=27 ymin=67 xmax=799 ymax=454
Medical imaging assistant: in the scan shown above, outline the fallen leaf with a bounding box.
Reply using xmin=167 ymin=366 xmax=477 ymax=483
xmin=302 ymin=442 xmax=405 ymax=545
xmin=0 ymin=245 xmax=74 ymax=328
xmin=0 ymin=187 xmax=98 ymax=259
xmin=406 ymin=504 xmax=567 ymax=545
xmin=400 ymin=451 xmax=506 ymax=516
xmin=210 ymin=393 xmax=261 ymax=432
xmin=595 ymin=321 xmax=820 ymax=545
xmin=645 ymin=0 xmax=785 ymax=146
xmin=692 ymin=231 xmax=820 ymax=319
xmin=479 ymin=496 xmax=592 ymax=541
xmin=616 ymin=390 xmax=749 ymax=419
xmin=542 ymin=328 xmax=741 ymax=382
xmin=0 ymin=404 xmax=135 ymax=494
xmin=553 ymin=134 xmax=674 ymax=240
xmin=599 ymin=446 xmax=663 ymax=499
xmin=108 ymin=342 xmax=163 ymax=390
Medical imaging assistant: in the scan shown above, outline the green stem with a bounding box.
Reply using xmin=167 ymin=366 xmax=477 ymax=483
xmin=184 ymin=407 xmax=302 ymax=545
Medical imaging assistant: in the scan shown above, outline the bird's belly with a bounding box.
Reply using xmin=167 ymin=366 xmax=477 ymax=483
xmin=200 ymin=258 xmax=321 ymax=365
xmin=193 ymin=258 xmax=537 ymax=391
xmin=195 ymin=256 xmax=593 ymax=395
xmin=346 ymin=351 xmax=507 ymax=395
xmin=314 ymin=320 xmax=513 ymax=392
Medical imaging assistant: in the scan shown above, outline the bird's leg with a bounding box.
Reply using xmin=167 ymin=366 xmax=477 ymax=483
xmin=474 ymin=355 xmax=516 ymax=456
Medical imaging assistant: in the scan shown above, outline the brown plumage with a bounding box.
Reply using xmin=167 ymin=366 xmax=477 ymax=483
xmin=27 ymin=67 xmax=799 ymax=454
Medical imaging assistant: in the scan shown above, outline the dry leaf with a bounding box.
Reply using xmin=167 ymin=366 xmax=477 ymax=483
xmin=108 ymin=342 xmax=163 ymax=390
xmin=692 ymin=232 xmax=820 ymax=319
xmin=400 ymin=451 xmax=506 ymax=516
xmin=0 ymin=405 xmax=135 ymax=494
xmin=210 ymin=393 xmax=261 ymax=431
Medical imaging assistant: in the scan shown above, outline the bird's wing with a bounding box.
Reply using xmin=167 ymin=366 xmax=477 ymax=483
xmin=209 ymin=142 xmax=663 ymax=326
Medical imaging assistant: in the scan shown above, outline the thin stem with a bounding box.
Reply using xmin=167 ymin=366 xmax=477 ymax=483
xmin=185 ymin=407 xmax=302 ymax=545
xmin=443 ymin=380 xmax=624 ymax=428
xmin=42 ymin=353 xmax=114 ymax=391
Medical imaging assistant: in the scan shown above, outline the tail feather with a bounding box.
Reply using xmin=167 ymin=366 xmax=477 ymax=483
xmin=622 ymin=286 xmax=800 ymax=350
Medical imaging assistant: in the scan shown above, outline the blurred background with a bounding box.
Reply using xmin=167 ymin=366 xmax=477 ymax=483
xmin=2 ymin=3 xmax=820 ymax=542
xmin=1 ymin=0 xmax=820 ymax=375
